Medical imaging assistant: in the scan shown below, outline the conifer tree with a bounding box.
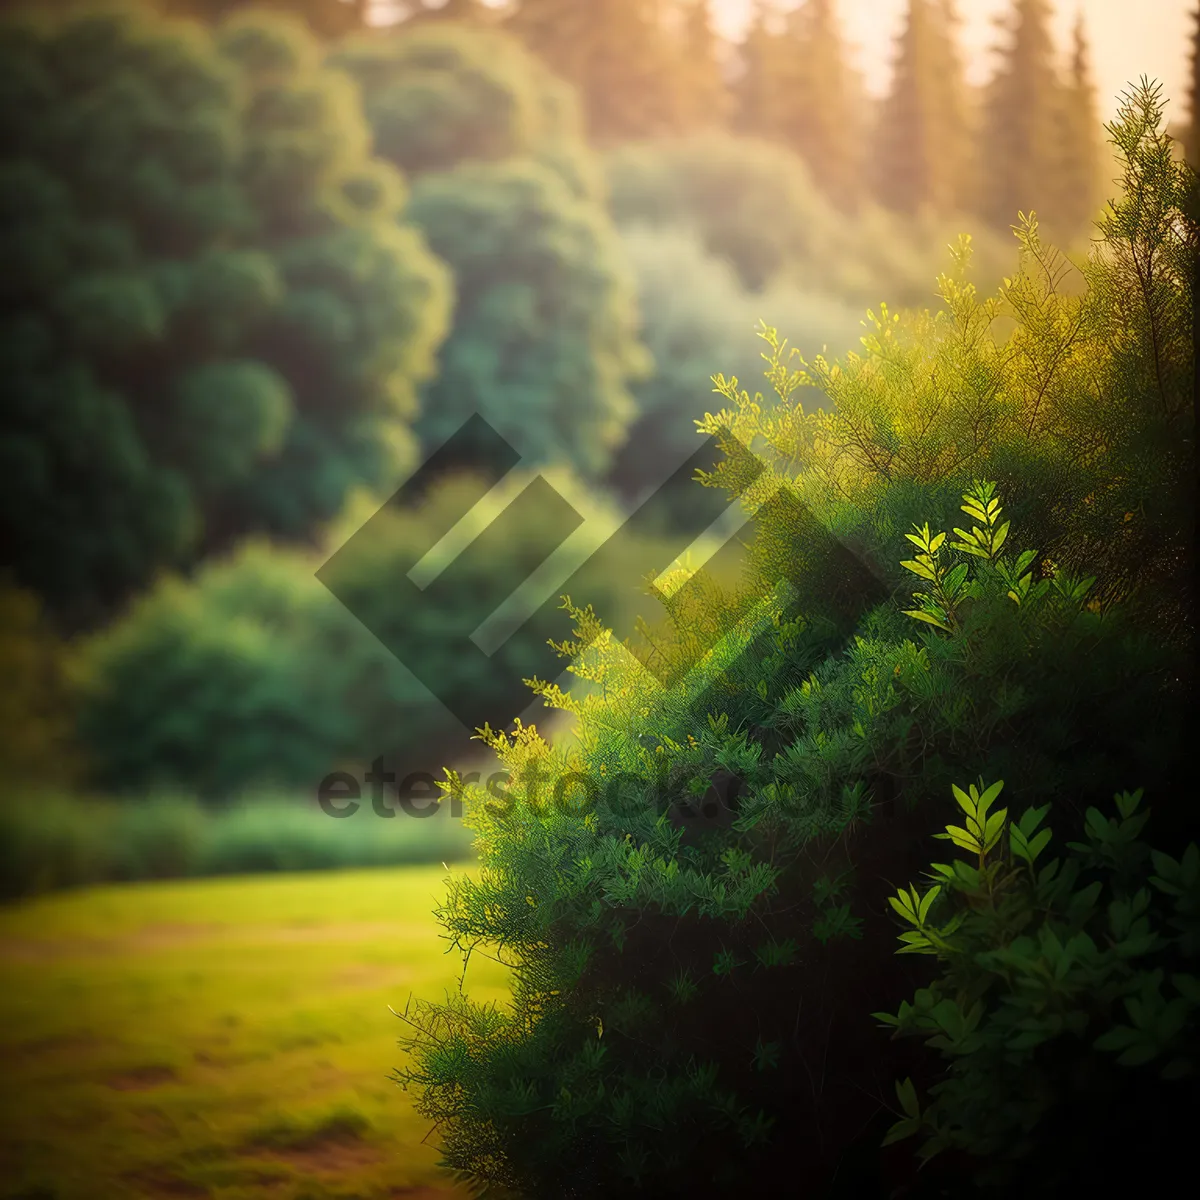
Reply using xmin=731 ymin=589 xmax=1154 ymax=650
xmin=1054 ymin=11 xmax=1103 ymax=241
xmin=732 ymin=0 xmax=787 ymax=140
xmin=773 ymin=0 xmax=861 ymax=210
xmin=505 ymin=0 xmax=682 ymax=143
xmin=871 ymin=0 xmax=972 ymax=217
xmin=670 ymin=0 xmax=731 ymax=132
xmin=976 ymin=0 xmax=1063 ymax=234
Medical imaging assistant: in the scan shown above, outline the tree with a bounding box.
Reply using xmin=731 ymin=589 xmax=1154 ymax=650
xmin=335 ymin=22 xmax=650 ymax=477
xmin=505 ymin=0 xmax=683 ymax=143
xmin=669 ymin=0 xmax=731 ymax=132
xmin=0 ymin=5 xmax=450 ymax=625
xmin=975 ymin=0 xmax=1064 ymax=234
xmin=731 ymin=0 xmax=786 ymax=140
xmin=871 ymin=0 xmax=973 ymax=217
xmin=1053 ymin=11 xmax=1103 ymax=241
xmin=773 ymin=0 xmax=861 ymax=209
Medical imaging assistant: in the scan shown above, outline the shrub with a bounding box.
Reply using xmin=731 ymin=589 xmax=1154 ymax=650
xmin=875 ymin=779 xmax=1200 ymax=1195
xmin=389 ymin=83 xmax=1194 ymax=1198
xmin=76 ymin=468 xmax=728 ymax=798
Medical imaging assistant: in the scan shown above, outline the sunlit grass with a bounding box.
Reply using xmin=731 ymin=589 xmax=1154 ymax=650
xmin=0 ymin=865 xmax=506 ymax=1199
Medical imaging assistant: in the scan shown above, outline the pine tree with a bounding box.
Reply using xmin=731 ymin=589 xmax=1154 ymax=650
xmin=732 ymin=0 xmax=787 ymax=140
xmin=505 ymin=0 xmax=682 ymax=143
xmin=774 ymin=0 xmax=861 ymax=210
xmin=871 ymin=0 xmax=972 ymax=217
xmin=976 ymin=0 xmax=1063 ymax=234
xmin=670 ymin=0 xmax=731 ymax=132
xmin=1054 ymin=10 xmax=1103 ymax=241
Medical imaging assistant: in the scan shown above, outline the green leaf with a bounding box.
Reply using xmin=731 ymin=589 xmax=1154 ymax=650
xmin=991 ymin=520 xmax=1010 ymax=553
xmin=881 ymin=1117 xmax=922 ymax=1146
xmin=895 ymin=1076 xmax=920 ymax=1119
xmin=943 ymin=562 xmax=970 ymax=598
xmin=978 ymin=779 xmax=1005 ymax=816
xmin=951 ymin=783 xmax=975 ymax=817
xmin=902 ymin=609 xmax=953 ymax=632
xmin=900 ymin=559 xmax=938 ymax=582
xmin=983 ymin=808 xmax=1008 ymax=852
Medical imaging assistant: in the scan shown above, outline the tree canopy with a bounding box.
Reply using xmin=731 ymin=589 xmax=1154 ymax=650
xmin=337 ymin=21 xmax=650 ymax=479
xmin=0 ymin=3 xmax=451 ymax=625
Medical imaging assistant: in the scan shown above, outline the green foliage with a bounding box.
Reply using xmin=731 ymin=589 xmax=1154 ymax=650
xmin=75 ymin=468 xmax=714 ymax=796
xmin=605 ymin=133 xmax=1015 ymax=303
xmin=330 ymin=20 xmax=601 ymax=199
xmin=337 ymin=20 xmax=647 ymax=479
xmin=608 ymin=221 xmax=864 ymax=503
xmin=875 ymin=779 xmax=1200 ymax=1190
xmin=406 ymin=160 xmax=648 ymax=478
xmin=390 ymin=84 xmax=1194 ymax=1198
xmin=703 ymin=83 xmax=1195 ymax=644
xmin=0 ymin=791 xmax=474 ymax=899
xmin=391 ymin=473 xmax=1187 ymax=1195
xmin=0 ymin=584 xmax=79 ymax=789
xmin=0 ymin=2 xmax=451 ymax=624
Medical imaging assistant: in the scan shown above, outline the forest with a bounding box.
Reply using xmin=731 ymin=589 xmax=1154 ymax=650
xmin=0 ymin=1 xmax=1197 ymax=1198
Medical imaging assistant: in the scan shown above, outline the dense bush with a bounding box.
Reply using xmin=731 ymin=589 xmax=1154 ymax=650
xmin=0 ymin=791 xmax=474 ymax=900
xmin=389 ymin=85 xmax=1195 ymax=1198
xmin=76 ymin=467 xmax=730 ymax=798
xmin=606 ymin=133 xmax=1018 ymax=306
xmin=874 ymin=778 xmax=1200 ymax=1196
xmin=334 ymin=22 xmax=648 ymax=480
xmin=0 ymin=3 xmax=450 ymax=624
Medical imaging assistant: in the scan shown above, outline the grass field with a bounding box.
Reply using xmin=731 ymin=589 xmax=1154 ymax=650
xmin=0 ymin=866 xmax=509 ymax=1200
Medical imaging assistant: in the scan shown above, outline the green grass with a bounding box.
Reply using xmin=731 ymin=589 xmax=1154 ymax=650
xmin=0 ymin=865 xmax=509 ymax=1199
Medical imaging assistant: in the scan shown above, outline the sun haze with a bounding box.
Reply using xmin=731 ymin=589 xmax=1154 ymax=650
xmin=709 ymin=0 xmax=1194 ymax=122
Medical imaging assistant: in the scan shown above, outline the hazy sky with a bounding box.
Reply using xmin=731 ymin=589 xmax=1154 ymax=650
xmin=709 ymin=1 xmax=1194 ymax=122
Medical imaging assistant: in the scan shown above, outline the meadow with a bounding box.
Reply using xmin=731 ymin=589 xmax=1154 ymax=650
xmin=0 ymin=866 xmax=504 ymax=1200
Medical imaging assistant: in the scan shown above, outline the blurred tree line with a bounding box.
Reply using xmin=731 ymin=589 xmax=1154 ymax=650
xmin=1 ymin=0 xmax=1195 ymax=800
